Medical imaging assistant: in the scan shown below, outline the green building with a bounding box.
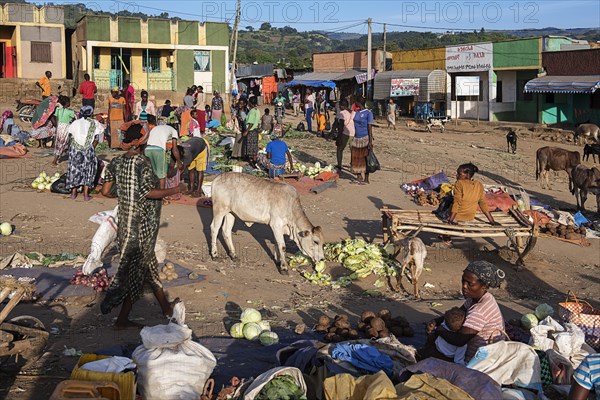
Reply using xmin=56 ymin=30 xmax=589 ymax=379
xmin=72 ymin=15 xmax=229 ymax=93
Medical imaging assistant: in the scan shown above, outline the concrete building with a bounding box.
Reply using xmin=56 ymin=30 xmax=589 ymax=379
xmin=0 ymin=3 xmax=66 ymax=79
xmin=525 ymin=48 xmax=600 ymax=125
xmin=72 ymin=15 xmax=229 ymax=94
xmin=312 ymin=49 xmax=389 ymax=73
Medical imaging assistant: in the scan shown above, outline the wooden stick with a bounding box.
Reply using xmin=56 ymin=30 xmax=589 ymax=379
xmin=0 ymin=289 xmax=25 ymax=324
xmin=0 ymin=287 xmax=12 ymax=304
xmin=393 ymin=225 xmax=532 ymax=238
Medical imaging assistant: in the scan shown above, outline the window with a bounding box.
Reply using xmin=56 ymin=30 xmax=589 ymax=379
xmin=516 ymin=80 xmax=533 ymax=101
xmin=31 ymin=42 xmax=51 ymax=63
xmin=193 ymin=50 xmax=210 ymax=72
xmin=496 ymin=81 xmax=503 ymax=103
xmin=142 ymin=50 xmax=161 ymax=73
xmin=93 ymin=48 xmax=100 ymax=69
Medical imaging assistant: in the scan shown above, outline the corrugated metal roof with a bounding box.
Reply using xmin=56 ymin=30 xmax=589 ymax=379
xmin=293 ymin=72 xmax=343 ymax=81
xmin=335 ymin=69 xmax=365 ymax=81
xmin=374 ymin=70 xmax=448 ymax=101
xmin=236 ymin=64 xmax=273 ymax=78
xmin=524 ymin=75 xmax=600 ymax=93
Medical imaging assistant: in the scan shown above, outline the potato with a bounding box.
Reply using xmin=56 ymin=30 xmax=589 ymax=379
xmin=357 ymin=321 xmax=367 ymax=331
xmin=334 ymin=314 xmax=349 ymax=322
xmin=378 ymin=309 xmax=392 ymax=321
xmin=328 ymin=326 xmax=337 ymax=333
xmin=159 ymin=272 xmax=167 ymax=280
xmin=315 ymin=324 xmax=328 ymax=333
xmin=331 ymin=334 xmax=343 ymax=343
xmin=334 ymin=320 xmax=351 ymax=330
xmin=162 ymin=266 xmax=170 ymax=274
xmin=379 ymin=328 xmax=390 ymax=338
xmin=349 ymin=329 xmax=359 ymax=339
xmin=361 ymin=310 xmax=376 ymax=322
xmin=165 ymin=262 xmax=175 ymax=270
xmin=324 ymin=332 xmax=335 ymax=342
xmin=170 ymin=272 xmax=179 ymax=280
xmin=367 ymin=327 xmax=379 ymax=338
xmin=318 ymin=316 xmax=331 ymax=326
xmin=370 ymin=317 xmax=386 ymax=331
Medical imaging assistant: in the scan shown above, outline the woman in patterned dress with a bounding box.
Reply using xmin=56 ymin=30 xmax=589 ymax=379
xmin=66 ymin=106 xmax=102 ymax=201
xmin=100 ymin=124 xmax=186 ymax=329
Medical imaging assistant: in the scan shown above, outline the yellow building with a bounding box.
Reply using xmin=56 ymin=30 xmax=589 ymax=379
xmin=391 ymin=47 xmax=446 ymax=71
xmin=0 ymin=3 xmax=66 ymax=79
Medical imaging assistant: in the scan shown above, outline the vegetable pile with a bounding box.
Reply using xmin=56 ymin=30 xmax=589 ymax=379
xmin=520 ymin=303 xmax=555 ymax=330
xmin=229 ymin=307 xmax=279 ymax=346
xmin=255 ymin=375 xmax=306 ymax=400
xmin=31 ymin=171 xmax=60 ymax=191
xmin=71 ymin=269 xmax=113 ymax=292
xmin=293 ymin=162 xmax=335 ymax=178
xmin=158 ymin=262 xmax=179 ymax=281
xmin=25 ymin=252 xmax=85 ymax=267
xmin=292 ymin=239 xmax=399 ymax=289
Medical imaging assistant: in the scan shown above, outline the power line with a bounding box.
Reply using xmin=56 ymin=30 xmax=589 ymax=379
xmin=372 ymin=21 xmax=479 ymax=32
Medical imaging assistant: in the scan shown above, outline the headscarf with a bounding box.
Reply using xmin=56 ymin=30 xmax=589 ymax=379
xmin=80 ymin=106 xmax=94 ymax=119
xmin=1 ymin=110 xmax=13 ymax=132
xmin=464 ymin=261 xmax=505 ymax=288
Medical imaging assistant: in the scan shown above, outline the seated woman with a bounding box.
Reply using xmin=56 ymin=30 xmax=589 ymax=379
xmin=422 ymin=261 xmax=506 ymax=364
xmin=440 ymin=163 xmax=499 ymax=244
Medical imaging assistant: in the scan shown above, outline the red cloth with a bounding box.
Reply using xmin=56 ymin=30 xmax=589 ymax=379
xmin=79 ymin=81 xmax=97 ymax=99
xmin=482 ymin=191 xmax=517 ymax=212
xmin=196 ymin=110 xmax=206 ymax=132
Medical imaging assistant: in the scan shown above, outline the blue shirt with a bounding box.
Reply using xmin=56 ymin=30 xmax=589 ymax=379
xmin=574 ymin=354 xmax=600 ymax=398
xmin=353 ymin=109 xmax=373 ymax=139
xmin=266 ymin=140 xmax=288 ymax=165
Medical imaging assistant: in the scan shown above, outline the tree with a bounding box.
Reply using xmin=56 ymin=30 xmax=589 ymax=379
xmin=260 ymin=22 xmax=272 ymax=31
xmin=280 ymin=25 xmax=297 ymax=34
xmin=246 ymin=26 xmax=254 ymax=32
xmin=480 ymin=27 xmax=485 ymax=33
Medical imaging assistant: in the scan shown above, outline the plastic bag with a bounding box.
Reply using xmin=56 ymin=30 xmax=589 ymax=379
xmin=133 ymin=304 xmax=217 ymax=400
xmin=50 ymin=173 xmax=70 ymax=194
xmin=366 ymin=149 xmax=380 ymax=173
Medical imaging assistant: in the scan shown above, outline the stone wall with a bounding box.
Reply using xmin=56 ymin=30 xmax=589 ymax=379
xmin=0 ymin=78 xmax=74 ymax=106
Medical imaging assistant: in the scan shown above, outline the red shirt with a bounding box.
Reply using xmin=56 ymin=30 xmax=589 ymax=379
xmin=79 ymin=81 xmax=97 ymax=99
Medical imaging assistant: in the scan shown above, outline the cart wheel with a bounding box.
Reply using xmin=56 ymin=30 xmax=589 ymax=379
xmin=1 ymin=316 xmax=48 ymax=370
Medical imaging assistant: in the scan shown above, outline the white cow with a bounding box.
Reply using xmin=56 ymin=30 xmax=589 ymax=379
xmin=210 ymin=173 xmax=325 ymax=274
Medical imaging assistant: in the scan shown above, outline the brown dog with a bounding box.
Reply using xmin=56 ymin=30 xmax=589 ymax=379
xmin=406 ymin=120 xmax=419 ymax=129
xmin=390 ymin=226 xmax=427 ymax=298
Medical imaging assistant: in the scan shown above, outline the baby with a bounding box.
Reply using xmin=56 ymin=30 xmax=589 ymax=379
xmin=434 ymin=307 xmax=467 ymax=365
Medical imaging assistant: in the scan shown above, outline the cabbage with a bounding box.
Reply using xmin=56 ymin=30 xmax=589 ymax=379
xmin=241 ymin=308 xmax=262 ymax=324
xmin=521 ymin=313 xmax=539 ymax=330
xmin=535 ymin=304 xmax=554 ymax=321
xmin=258 ymin=321 xmax=271 ymax=331
xmin=230 ymin=322 xmax=245 ymax=339
xmin=243 ymin=322 xmax=262 ymax=340
xmin=315 ymin=261 xmax=326 ymax=274
xmin=31 ymin=181 xmax=38 ymax=189
xmin=0 ymin=222 xmax=13 ymax=236
xmin=259 ymin=331 xmax=279 ymax=346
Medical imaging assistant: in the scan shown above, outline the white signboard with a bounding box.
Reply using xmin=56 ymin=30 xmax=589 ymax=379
xmin=456 ymin=76 xmax=480 ymax=96
xmin=446 ymin=43 xmax=492 ymax=73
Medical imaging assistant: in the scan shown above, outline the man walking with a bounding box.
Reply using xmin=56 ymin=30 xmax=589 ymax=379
xmin=79 ymin=73 xmax=97 ymax=109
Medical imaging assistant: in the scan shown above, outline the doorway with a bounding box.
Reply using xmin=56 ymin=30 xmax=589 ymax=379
xmin=110 ymin=48 xmax=132 ymax=88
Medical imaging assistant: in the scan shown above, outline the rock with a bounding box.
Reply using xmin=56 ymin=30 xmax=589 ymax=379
xmin=294 ymin=324 xmax=306 ymax=335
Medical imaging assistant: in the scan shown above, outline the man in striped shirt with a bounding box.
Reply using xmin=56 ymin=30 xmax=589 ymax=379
xmin=570 ymin=354 xmax=600 ymax=400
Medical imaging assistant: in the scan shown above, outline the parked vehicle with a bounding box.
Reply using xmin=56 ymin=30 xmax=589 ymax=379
xmin=15 ymin=98 xmax=40 ymax=123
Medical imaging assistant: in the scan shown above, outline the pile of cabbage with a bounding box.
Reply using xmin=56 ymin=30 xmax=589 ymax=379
xmin=290 ymin=239 xmax=399 ymax=289
xmin=229 ymin=307 xmax=279 ymax=346
xmin=521 ymin=303 xmax=555 ymax=330
xmin=31 ymin=171 xmax=60 ymax=191
xmin=293 ymin=162 xmax=335 ymax=178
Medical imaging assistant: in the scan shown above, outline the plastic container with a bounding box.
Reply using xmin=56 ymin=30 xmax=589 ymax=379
xmin=232 ymin=165 xmax=243 ymax=173
xmin=70 ymin=354 xmax=136 ymax=400
xmin=49 ymin=380 xmax=120 ymax=400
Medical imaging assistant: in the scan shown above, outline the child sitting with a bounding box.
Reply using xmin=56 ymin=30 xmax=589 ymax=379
xmin=434 ymin=307 xmax=467 ymax=365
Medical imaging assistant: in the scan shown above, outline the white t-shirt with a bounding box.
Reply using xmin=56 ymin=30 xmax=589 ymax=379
xmin=306 ymin=94 xmax=315 ymax=109
xmin=337 ymin=109 xmax=356 ymax=137
xmin=434 ymin=321 xmax=467 ymax=365
xmin=147 ymin=125 xmax=178 ymax=150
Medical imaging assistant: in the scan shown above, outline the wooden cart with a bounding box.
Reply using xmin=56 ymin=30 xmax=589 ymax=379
xmin=381 ymin=207 xmax=539 ymax=267
xmin=0 ymin=278 xmax=48 ymax=370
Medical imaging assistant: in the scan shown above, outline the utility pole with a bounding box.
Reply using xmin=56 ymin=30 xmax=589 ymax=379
xmin=382 ymin=23 xmax=388 ymax=71
xmin=231 ymin=0 xmax=241 ymax=86
xmin=367 ymin=18 xmax=372 ymax=82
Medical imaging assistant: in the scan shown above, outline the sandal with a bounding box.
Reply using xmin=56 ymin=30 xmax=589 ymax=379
xmin=69 ymin=193 xmax=77 ymax=200
xmin=84 ymin=195 xmax=93 ymax=202
xmin=200 ymin=378 xmax=214 ymax=400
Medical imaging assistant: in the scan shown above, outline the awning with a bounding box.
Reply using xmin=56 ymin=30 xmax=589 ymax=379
xmin=524 ymin=75 xmax=600 ymax=93
xmin=286 ymin=79 xmax=336 ymax=89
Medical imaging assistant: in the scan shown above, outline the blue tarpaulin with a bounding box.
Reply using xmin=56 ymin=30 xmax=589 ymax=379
xmin=286 ymin=80 xmax=336 ymax=89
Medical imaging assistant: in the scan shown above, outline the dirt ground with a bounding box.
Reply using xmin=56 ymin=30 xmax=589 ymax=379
xmin=0 ymin=109 xmax=599 ymax=399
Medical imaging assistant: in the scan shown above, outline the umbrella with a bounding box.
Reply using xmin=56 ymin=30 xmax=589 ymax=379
xmin=31 ymin=96 xmax=59 ymax=129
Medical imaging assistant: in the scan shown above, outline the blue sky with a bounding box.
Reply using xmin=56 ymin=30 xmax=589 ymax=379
xmin=53 ymin=0 xmax=600 ymax=33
